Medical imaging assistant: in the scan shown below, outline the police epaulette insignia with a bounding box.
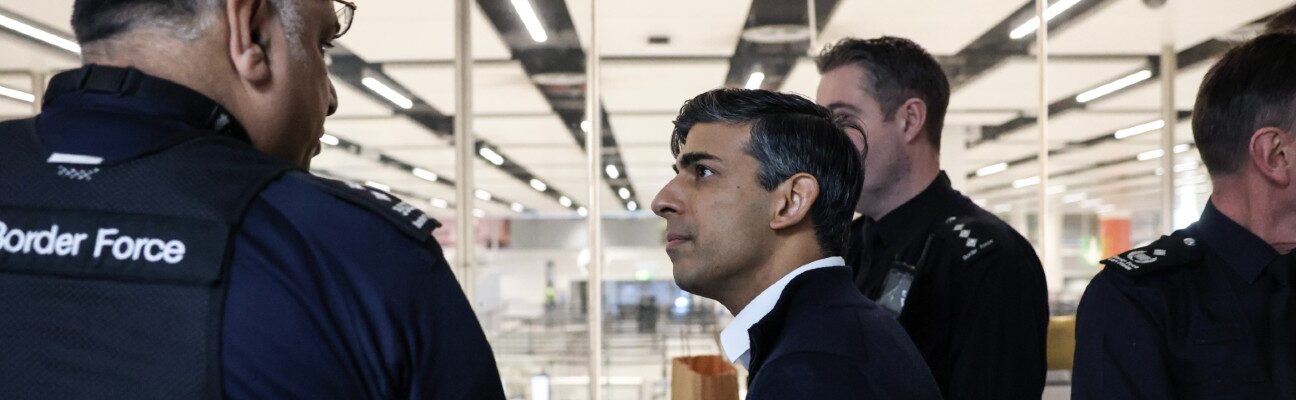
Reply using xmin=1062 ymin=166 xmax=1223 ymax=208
xmin=293 ymin=173 xmax=441 ymax=242
xmin=941 ymin=216 xmax=998 ymax=263
xmin=1101 ymin=234 xmax=1203 ymax=276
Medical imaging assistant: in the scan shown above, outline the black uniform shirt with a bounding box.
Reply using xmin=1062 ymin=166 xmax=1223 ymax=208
xmin=2 ymin=67 xmax=506 ymax=399
xmin=1073 ymin=202 xmax=1285 ymax=400
xmin=846 ymin=171 xmax=1049 ymax=400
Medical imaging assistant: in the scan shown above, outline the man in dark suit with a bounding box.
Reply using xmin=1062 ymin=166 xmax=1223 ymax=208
xmin=652 ymin=88 xmax=942 ymax=399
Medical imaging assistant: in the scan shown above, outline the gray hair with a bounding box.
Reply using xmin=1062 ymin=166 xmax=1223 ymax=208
xmin=72 ymin=0 xmax=307 ymax=58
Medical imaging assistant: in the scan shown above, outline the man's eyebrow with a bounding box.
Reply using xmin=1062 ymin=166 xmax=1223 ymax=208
xmin=675 ymin=152 xmax=722 ymax=170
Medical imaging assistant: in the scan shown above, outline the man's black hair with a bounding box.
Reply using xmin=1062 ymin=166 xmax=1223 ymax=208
xmin=72 ymin=0 xmax=216 ymax=44
xmin=1192 ymin=32 xmax=1296 ymax=175
xmin=816 ymin=36 xmax=950 ymax=150
xmin=671 ymin=88 xmax=864 ymax=257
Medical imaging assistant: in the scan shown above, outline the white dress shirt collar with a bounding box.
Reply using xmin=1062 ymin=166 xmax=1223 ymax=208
xmin=718 ymin=256 xmax=846 ymax=369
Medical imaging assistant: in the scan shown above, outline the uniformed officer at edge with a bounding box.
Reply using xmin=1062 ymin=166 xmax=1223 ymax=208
xmin=0 ymin=0 xmax=506 ymax=398
xmin=1072 ymin=32 xmax=1296 ymax=399
xmin=814 ymin=37 xmax=1050 ymax=399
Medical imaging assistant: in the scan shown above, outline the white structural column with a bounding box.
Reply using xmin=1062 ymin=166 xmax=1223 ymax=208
xmin=1159 ymin=5 xmax=1176 ymax=233
xmin=585 ymin=0 xmax=604 ymax=398
xmin=807 ymin=0 xmax=818 ymax=54
xmin=1035 ymin=0 xmax=1057 ymax=290
xmin=30 ymin=71 xmax=44 ymax=114
xmin=454 ymin=0 xmax=476 ymax=299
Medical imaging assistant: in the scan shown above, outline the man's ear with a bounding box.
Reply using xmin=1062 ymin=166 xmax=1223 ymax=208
xmin=770 ymin=173 xmax=820 ymax=230
xmin=227 ymin=0 xmax=271 ymax=86
xmin=897 ymin=98 xmax=927 ymax=145
xmin=1249 ymin=127 xmax=1294 ymax=186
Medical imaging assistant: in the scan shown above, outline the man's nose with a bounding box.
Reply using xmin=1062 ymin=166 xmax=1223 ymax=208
xmin=652 ymin=176 xmax=682 ymax=218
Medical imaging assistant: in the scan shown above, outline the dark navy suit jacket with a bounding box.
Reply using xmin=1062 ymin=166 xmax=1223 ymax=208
xmin=745 ymin=267 xmax=943 ymax=399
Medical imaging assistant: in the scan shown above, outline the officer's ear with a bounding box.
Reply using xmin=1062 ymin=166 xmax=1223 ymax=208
xmin=770 ymin=173 xmax=819 ymax=231
xmin=227 ymin=0 xmax=272 ymax=86
xmin=896 ymin=98 xmax=928 ymax=145
xmin=1250 ymin=127 xmax=1295 ymax=187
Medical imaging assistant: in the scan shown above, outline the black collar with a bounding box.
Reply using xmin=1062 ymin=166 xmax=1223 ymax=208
xmin=868 ymin=171 xmax=958 ymax=249
xmin=44 ymin=65 xmax=247 ymax=141
xmin=1190 ymin=201 xmax=1279 ymax=284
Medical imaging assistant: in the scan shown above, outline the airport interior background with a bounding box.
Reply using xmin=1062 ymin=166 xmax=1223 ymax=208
xmin=1 ymin=0 xmax=1293 ymax=398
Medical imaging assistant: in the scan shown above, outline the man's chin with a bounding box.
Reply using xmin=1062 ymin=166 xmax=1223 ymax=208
xmin=672 ymin=265 xmax=706 ymax=296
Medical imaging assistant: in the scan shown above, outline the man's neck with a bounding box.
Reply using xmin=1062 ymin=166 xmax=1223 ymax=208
xmin=862 ymin=164 xmax=940 ymax=220
xmin=1212 ymin=180 xmax=1296 ymax=253
xmin=81 ymin=34 xmax=230 ymax=108
xmin=717 ymin=238 xmax=824 ymax=315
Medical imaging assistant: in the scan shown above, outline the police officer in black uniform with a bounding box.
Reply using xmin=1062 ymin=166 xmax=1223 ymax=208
xmin=1073 ymin=32 xmax=1296 ymax=400
xmin=815 ymin=37 xmax=1050 ymax=399
xmin=0 ymin=1 xmax=505 ymax=399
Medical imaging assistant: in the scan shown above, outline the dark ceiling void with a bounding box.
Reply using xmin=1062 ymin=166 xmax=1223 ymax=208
xmin=477 ymin=0 xmax=641 ymax=210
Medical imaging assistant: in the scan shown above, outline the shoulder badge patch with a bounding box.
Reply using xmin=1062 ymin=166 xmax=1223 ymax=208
xmin=291 ymin=172 xmax=441 ymax=242
xmin=1101 ymin=234 xmax=1203 ymax=277
xmin=940 ymin=216 xmax=999 ymax=264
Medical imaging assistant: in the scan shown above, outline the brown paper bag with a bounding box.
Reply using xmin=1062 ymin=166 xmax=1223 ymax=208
xmin=671 ymin=355 xmax=739 ymax=400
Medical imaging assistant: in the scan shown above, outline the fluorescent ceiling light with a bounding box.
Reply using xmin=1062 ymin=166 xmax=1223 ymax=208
xmin=576 ymin=206 xmax=588 ymax=217
xmin=0 ymin=13 xmax=80 ymax=54
xmin=580 ymin=120 xmax=592 ymax=133
xmin=1009 ymin=0 xmax=1083 ymax=39
xmin=510 ymin=203 xmax=525 ymax=213
xmin=1076 ymin=70 xmax=1152 ymax=103
xmin=627 ymin=201 xmax=638 ymax=211
xmin=559 ymin=196 xmax=573 ymax=208
xmin=976 ymin=162 xmax=1009 ymax=177
xmin=745 ymin=72 xmax=765 ymax=89
xmin=1137 ymin=149 xmax=1165 ymax=161
xmin=1174 ymin=144 xmax=1191 ymax=154
xmin=430 ymin=198 xmax=449 ymax=209
xmin=472 ymin=209 xmax=486 ymax=218
xmin=479 ymin=147 xmax=505 ymax=166
xmin=319 ymin=133 xmax=340 ymax=146
xmin=364 ymin=181 xmax=390 ymax=192
xmin=529 ymin=179 xmax=547 ymax=192
xmin=618 ymin=188 xmax=631 ymax=200
xmin=361 ymin=77 xmax=413 ymax=110
xmin=412 ymin=168 xmax=438 ymax=182
xmin=510 ymin=0 xmax=549 ymax=43
xmin=1081 ymin=198 xmax=1103 ymax=208
xmin=1012 ymin=175 xmax=1041 ymax=189
xmin=0 ymin=85 xmax=35 ymax=103
xmin=1047 ymin=184 xmax=1066 ymax=195
xmin=1114 ymin=119 xmax=1165 ymax=140
xmin=1063 ymin=192 xmax=1087 ymax=204
xmin=605 ymin=164 xmax=620 ymax=179
xmin=993 ymin=204 xmax=1013 ymax=213
xmin=475 ymin=189 xmax=492 ymax=201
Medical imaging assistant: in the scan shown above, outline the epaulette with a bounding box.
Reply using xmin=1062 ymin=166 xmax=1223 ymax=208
xmin=938 ymin=216 xmax=1000 ymax=264
xmin=1101 ymin=234 xmax=1204 ymax=277
xmin=289 ymin=172 xmax=440 ymax=242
